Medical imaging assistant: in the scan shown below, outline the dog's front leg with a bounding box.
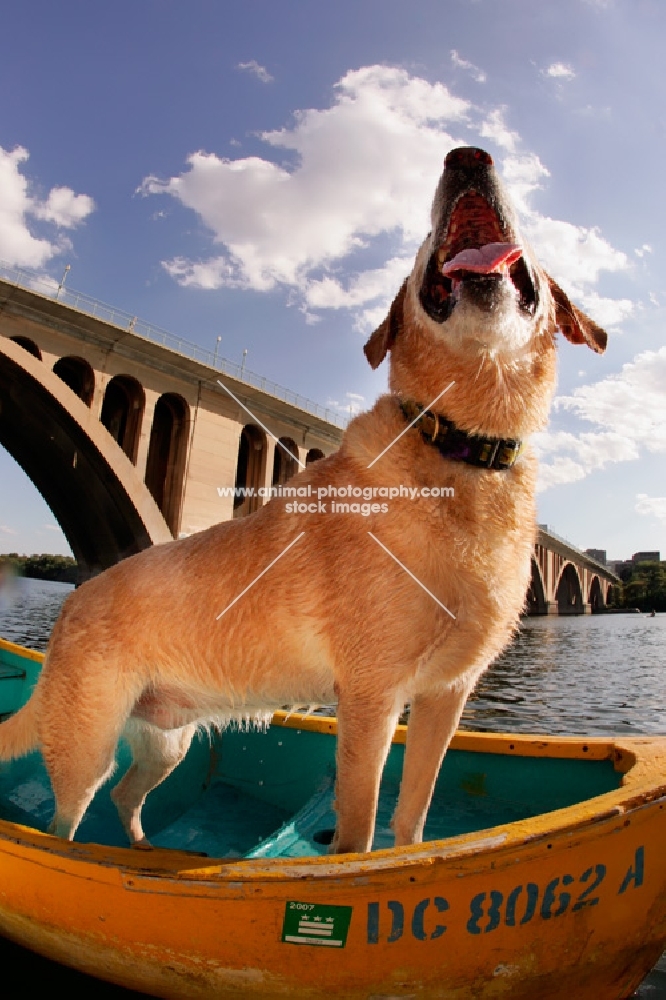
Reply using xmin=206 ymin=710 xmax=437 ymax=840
xmin=391 ymin=685 xmax=472 ymax=846
xmin=331 ymin=686 xmax=403 ymax=855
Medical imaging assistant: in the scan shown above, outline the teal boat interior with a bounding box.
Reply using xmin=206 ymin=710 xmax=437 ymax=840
xmin=0 ymin=640 xmax=622 ymax=858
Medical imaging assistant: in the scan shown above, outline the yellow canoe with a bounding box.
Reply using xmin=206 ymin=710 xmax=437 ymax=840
xmin=0 ymin=635 xmax=665 ymax=999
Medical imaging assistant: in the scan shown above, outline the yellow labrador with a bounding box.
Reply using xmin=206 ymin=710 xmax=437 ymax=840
xmin=0 ymin=147 xmax=606 ymax=854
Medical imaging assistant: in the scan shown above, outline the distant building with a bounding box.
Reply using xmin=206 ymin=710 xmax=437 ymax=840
xmin=607 ymin=552 xmax=662 ymax=578
xmin=585 ymin=549 xmax=607 ymax=565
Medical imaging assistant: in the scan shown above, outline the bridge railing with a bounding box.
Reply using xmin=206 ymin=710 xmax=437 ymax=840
xmin=0 ymin=262 xmax=348 ymax=429
xmin=537 ymin=526 xmax=617 ymax=579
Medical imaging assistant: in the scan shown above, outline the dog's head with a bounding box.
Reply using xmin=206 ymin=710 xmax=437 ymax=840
xmin=364 ymin=147 xmax=607 ymax=375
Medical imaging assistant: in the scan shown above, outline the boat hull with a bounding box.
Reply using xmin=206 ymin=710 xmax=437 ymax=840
xmin=1 ymin=637 xmax=665 ymax=998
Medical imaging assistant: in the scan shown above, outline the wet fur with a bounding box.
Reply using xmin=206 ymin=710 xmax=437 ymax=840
xmin=0 ymin=152 xmax=606 ymax=853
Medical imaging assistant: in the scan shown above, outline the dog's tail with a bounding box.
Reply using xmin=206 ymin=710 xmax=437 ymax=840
xmin=0 ymin=690 xmax=40 ymax=760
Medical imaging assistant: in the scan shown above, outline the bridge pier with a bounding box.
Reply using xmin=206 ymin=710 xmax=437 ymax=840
xmin=135 ymin=392 xmax=159 ymax=482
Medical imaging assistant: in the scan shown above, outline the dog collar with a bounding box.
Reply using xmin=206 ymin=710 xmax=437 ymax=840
xmin=400 ymin=399 xmax=524 ymax=471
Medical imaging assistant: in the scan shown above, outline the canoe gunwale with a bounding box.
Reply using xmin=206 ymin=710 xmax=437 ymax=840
xmin=0 ymin=637 xmax=43 ymax=664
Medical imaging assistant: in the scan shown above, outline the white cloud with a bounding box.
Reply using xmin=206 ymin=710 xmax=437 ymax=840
xmin=534 ymin=430 xmax=638 ymax=491
xmin=237 ymin=60 xmax=274 ymax=84
xmin=32 ymin=186 xmax=94 ymax=227
xmin=635 ymin=495 xmax=666 ymax=521
xmin=500 ymin=152 xmax=550 ymax=213
xmin=451 ymin=50 xmax=486 ymax=83
xmin=0 ymin=525 xmax=16 ymax=535
xmin=489 ymin=152 xmax=632 ymax=329
xmin=0 ymin=145 xmax=94 ymax=268
xmin=141 ymin=64 xmax=632 ymax=332
xmin=0 ymin=147 xmax=53 ymax=267
xmin=526 ymin=216 xmax=628 ymax=287
xmin=514 ymin=206 xmax=632 ymax=328
xmin=536 ymin=347 xmax=666 ymax=490
xmin=480 ymin=108 xmax=520 ymax=154
xmin=162 ymin=254 xmax=244 ymax=290
xmin=635 ymin=244 xmax=652 ymax=258
xmin=576 ymin=290 xmax=634 ymax=329
xmin=544 ymin=62 xmax=576 ymax=81
xmin=303 ymin=255 xmax=412 ymax=331
xmin=556 ymin=347 xmax=666 ymax=447
xmin=327 ymin=391 xmax=366 ymax=417
xmin=141 ymin=66 xmax=469 ymax=324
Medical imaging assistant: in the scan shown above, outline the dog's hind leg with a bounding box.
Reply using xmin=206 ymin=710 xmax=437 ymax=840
xmin=43 ymin=709 xmax=129 ymax=841
xmin=38 ymin=659 xmax=141 ymax=842
xmin=47 ymin=746 xmax=118 ymax=841
xmin=391 ymin=685 xmax=471 ymax=846
xmin=331 ymin=685 xmax=403 ymax=855
xmin=110 ymin=721 xmax=196 ymax=845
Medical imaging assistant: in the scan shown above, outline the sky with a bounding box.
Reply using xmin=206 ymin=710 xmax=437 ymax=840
xmin=0 ymin=0 xmax=664 ymax=562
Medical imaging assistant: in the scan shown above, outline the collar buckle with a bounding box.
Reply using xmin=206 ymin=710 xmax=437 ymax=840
xmin=478 ymin=439 xmax=500 ymax=468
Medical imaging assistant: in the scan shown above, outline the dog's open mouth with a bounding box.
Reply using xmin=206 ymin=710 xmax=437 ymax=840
xmin=420 ymin=191 xmax=538 ymax=322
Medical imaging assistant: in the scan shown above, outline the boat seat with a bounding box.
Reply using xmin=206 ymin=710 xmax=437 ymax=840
xmin=245 ymin=770 xmax=337 ymax=859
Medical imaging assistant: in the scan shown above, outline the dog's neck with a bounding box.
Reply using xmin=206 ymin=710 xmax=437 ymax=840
xmin=399 ymin=398 xmax=524 ymax=471
xmin=389 ymin=330 xmax=557 ymax=441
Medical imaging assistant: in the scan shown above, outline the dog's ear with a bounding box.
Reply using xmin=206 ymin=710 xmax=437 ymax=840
xmin=548 ymin=275 xmax=607 ymax=354
xmin=363 ymin=280 xmax=407 ymax=369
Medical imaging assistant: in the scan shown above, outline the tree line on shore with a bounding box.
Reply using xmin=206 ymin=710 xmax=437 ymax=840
xmin=607 ymin=561 xmax=666 ymax=613
xmin=0 ymin=553 xmax=77 ymax=585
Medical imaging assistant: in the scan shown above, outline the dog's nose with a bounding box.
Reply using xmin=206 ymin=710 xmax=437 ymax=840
xmin=445 ymin=147 xmax=494 ymax=170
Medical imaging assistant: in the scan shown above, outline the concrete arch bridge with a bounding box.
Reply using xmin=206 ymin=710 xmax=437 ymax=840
xmin=527 ymin=530 xmax=617 ymax=615
xmin=0 ymin=276 xmax=339 ymax=581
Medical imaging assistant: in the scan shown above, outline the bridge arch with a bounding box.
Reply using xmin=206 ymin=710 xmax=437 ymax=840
xmin=589 ymin=575 xmax=604 ymax=612
xmin=555 ymin=562 xmax=584 ymax=615
xmin=53 ymin=356 xmax=95 ymax=408
xmin=525 ymin=558 xmax=548 ymax=614
xmin=234 ymin=424 xmax=266 ymax=517
xmin=0 ymin=338 xmax=172 ymax=582
xmin=10 ymin=336 xmax=41 ymax=360
xmin=272 ymin=437 xmax=299 ymax=486
xmin=145 ymin=392 xmax=190 ymax=536
xmin=100 ymin=374 xmax=145 ymax=464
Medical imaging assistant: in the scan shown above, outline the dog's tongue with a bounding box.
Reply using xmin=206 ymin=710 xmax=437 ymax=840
xmin=441 ymin=242 xmax=522 ymax=277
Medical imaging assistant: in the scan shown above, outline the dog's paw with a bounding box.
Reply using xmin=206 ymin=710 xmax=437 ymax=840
xmin=131 ymin=837 xmax=154 ymax=850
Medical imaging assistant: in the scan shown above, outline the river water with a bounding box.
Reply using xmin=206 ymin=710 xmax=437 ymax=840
xmin=0 ymin=578 xmax=665 ymax=996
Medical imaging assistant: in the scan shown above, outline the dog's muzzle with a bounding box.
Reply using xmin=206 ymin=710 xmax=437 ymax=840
xmin=419 ymin=147 xmax=539 ymax=323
